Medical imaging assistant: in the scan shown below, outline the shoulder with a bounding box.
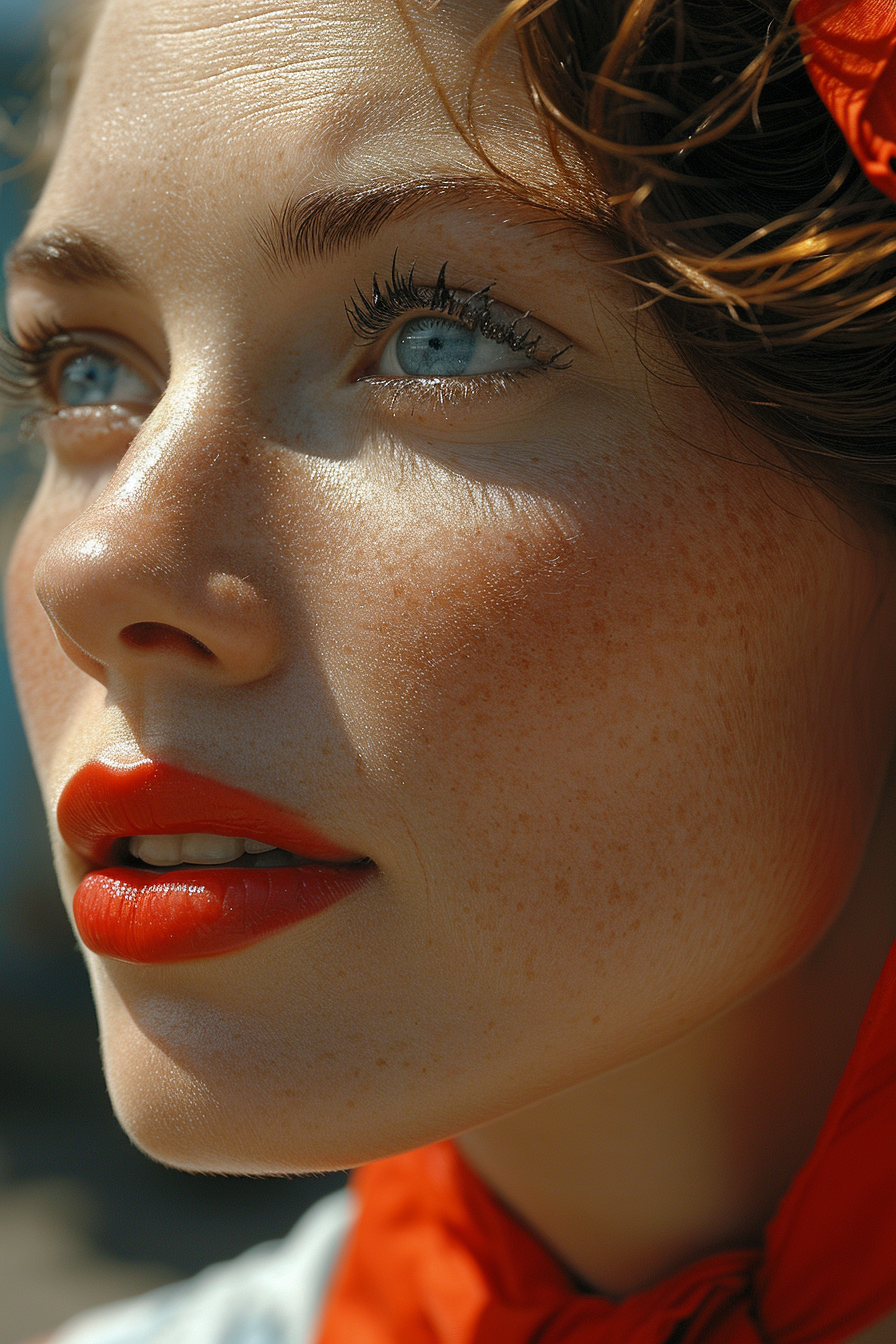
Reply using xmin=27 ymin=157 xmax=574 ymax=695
xmin=48 ymin=1188 xmax=356 ymax=1344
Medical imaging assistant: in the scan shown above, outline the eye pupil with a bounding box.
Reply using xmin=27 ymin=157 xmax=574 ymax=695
xmin=53 ymin=350 xmax=156 ymax=410
xmin=59 ymin=353 xmax=118 ymax=406
xmin=395 ymin=318 xmax=476 ymax=377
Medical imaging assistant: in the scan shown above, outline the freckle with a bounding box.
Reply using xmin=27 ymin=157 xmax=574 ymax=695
xmin=376 ymin=1058 xmax=387 ymax=1067
xmin=696 ymin=611 xmax=708 ymax=626
xmin=591 ymin=1015 xmax=600 ymax=1025
xmin=672 ymin=909 xmax=682 ymax=922
xmin=516 ymin=901 xmax=524 ymax=911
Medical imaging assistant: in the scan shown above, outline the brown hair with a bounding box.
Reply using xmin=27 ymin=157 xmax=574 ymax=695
xmin=469 ymin=0 xmax=896 ymax=515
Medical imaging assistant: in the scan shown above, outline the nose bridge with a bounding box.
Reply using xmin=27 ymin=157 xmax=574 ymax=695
xmin=34 ymin=402 xmax=284 ymax=686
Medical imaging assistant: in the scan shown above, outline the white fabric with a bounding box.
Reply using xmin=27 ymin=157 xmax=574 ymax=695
xmin=50 ymin=1188 xmax=355 ymax=1344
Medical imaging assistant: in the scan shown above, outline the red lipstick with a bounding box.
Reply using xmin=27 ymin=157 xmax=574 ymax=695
xmin=58 ymin=760 xmax=372 ymax=963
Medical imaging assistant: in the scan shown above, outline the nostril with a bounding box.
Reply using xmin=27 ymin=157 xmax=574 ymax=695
xmin=120 ymin=622 xmax=215 ymax=659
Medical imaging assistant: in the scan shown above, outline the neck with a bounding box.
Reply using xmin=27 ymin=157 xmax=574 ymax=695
xmin=457 ymin=781 xmax=896 ymax=1299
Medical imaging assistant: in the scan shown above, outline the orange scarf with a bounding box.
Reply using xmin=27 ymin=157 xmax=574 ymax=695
xmin=798 ymin=0 xmax=896 ymax=203
xmin=317 ymin=937 xmax=896 ymax=1344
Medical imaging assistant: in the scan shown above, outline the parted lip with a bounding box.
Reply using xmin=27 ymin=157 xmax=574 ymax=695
xmin=57 ymin=758 xmax=366 ymax=868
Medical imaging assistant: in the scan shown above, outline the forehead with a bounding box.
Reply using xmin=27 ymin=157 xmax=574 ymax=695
xmin=34 ymin=0 xmax=545 ymax=255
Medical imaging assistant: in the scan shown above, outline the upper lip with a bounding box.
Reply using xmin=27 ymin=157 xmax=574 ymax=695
xmin=57 ymin=758 xmax=366 ymax=868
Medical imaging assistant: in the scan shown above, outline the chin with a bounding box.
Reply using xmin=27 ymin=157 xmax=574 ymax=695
xmin=92 ymin=978 xmax=445 ymax=1176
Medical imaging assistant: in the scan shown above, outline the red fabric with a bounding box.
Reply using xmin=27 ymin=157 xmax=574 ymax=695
xmin=797 ymin=0 xmax=896 ymax=202
xmin=317 ymin=937 xmax=896 ymax=1344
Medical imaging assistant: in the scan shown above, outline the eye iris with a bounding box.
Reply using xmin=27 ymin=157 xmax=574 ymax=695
xmin=58 ymin=353 xmax=120 ymax=406
xmin=394 ymin=318 xmax=476 ymax=377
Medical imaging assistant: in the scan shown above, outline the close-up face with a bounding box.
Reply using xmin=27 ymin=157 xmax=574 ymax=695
xmin=5 ymin=0 xmax=896 ymax=1176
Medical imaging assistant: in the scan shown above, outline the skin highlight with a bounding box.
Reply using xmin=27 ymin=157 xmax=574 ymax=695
xmin=3 ymin=0 xmax=896 ymax=1328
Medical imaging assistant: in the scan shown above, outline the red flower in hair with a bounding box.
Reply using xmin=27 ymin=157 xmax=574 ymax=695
xmin=796 ymin=0 xmax=896 ymax=202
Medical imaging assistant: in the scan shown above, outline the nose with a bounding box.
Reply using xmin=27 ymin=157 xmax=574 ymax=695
xmin=34 ymin=417 xmax=283 ymax=689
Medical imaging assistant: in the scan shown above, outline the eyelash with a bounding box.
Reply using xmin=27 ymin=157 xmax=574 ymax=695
xmin=347 ymin=258 xmax=572 ymax=372
xmin=0 ymin=316 xmax=72 ymax=405
xmin=0 ymin=260 xmax=571 ymax=410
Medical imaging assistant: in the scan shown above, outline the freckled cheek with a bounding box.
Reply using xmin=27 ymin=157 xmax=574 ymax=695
xmin=313 ymin=489 xmax=587 ymax=765
xmin=3 ymin=493 xmax=93 ymax=784
xmin=310 ymin=483 xmax=892 ymax=972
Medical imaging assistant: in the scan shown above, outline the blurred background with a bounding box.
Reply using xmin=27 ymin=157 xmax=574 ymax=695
xmin=0 ymin=5 xmax=345 ymax=1339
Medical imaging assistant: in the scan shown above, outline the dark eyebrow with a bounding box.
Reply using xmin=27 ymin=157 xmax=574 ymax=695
xmin=5 ymin=178 xmax=602 ymax=293
xmin=5 ymin=228 xmax=139 ymax=289
xmin=256 ymin=176 xmax=596 ymax=273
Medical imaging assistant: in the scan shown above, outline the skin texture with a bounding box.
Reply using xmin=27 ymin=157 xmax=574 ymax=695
xmin=4 ymin=0 xmax=896 ymax=1318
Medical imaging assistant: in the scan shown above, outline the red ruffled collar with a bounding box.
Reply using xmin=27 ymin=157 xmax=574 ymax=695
xmin=317 ymin=937 xmax=896 ymax=1344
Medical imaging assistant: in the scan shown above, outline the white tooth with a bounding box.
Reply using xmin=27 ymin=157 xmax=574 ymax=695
xmin=130 ymin=834 xmax=184 ymax=866
xmin=244 ymin=839 xmax=277 ymax=854
xmin=181 ymin=833 xmax=245 ymax=865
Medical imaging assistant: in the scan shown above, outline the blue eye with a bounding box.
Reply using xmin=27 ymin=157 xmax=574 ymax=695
xmin=391 ymin=319 xmax=477 ymax=376
xmin=377 ymin=315 xmax=538 ymax=379
xmin=57 ymin=351 xmax=156 ymax=408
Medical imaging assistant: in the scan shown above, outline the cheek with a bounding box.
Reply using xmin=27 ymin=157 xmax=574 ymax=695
xmin=4 ymin=453 xmax=131 ymax=793
xmin=317 ymin=458 xmax=896 ymax=1053
xmin=317 ymin=470 xmax=581 ymax=756
xmin=4 ymin=483 xmax=81 ymax=787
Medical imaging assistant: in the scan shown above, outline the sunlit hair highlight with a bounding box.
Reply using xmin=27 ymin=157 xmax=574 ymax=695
xmin=464 ymin=0 xmax=896 ymax=512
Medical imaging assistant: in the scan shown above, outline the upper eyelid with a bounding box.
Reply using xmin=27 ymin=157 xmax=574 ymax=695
xmin=0 ymin=326 xmax=164 ymax=412
xmin=348 ymin=260 xmax=571 ymax=370
xmin=38 ymin=327 xmax=162 ymax=377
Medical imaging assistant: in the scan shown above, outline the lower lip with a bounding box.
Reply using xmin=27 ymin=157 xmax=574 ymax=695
xmin=73 ymin=863 xmax=371 ymax=963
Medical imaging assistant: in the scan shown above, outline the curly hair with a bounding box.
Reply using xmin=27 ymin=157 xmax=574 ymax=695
xmin=465 ymin=0 xmax=896 ymax=514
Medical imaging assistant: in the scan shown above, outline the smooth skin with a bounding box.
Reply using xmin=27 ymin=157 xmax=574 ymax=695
xmin=5 ymin=0 xmax=896 ymax=1329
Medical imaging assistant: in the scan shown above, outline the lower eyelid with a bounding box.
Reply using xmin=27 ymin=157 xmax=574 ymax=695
xmin=358 ymin=367 xmax=555 ymax=422
xmin=35 ymin=404 xmax=150 ymax=465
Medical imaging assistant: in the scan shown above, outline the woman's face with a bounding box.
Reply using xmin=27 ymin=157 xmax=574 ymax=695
xmin=6 ymin=0 xmax=896 ymax=1173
